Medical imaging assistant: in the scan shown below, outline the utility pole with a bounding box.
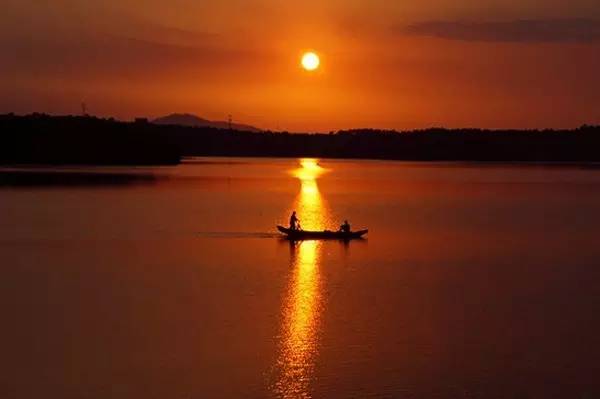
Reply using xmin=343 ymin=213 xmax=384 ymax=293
xmin=81 ymin=102 xmax=87 ymax=116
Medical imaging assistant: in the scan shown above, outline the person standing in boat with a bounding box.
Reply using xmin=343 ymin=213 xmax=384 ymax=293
xmin=289 ymin=211 xmax=300 ymax=231
xmin=340 ymin=220 xmax=351 ymax=233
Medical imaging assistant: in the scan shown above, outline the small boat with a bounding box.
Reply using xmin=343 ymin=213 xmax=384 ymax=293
xmin=277 ymin=225 xmax=368 ymax=240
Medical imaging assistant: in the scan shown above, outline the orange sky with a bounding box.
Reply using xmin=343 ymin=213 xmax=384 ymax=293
xmin=1 ymin=0 xmax=600 ymax=131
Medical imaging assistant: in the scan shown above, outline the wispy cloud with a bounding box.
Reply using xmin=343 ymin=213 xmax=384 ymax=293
xmin=0 ymin=31 xmax=262 ymax=81
xmin=403 ymin=19 xmax=600 ymax=43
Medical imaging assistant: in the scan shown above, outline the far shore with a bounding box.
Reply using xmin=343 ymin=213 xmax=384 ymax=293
xmin=3 ymin=113 xmax=600 ymax=165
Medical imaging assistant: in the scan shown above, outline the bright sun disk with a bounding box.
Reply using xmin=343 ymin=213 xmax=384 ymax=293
xmin=301 ymin=52 xmax=320 ymax=71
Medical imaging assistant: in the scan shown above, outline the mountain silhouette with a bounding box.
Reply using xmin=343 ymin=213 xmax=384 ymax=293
xmin=152 ymin=113 xmax=261 ymax=132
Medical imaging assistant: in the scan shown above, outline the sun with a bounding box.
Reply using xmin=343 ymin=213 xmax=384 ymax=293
xmin=301 ymin=52 xmax=320 ymax=71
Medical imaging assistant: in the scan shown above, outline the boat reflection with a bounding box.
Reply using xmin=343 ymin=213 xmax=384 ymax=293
xmin=273 ymin=159 xmax=329 ymax=398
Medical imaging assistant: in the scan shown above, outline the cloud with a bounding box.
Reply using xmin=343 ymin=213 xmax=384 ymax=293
xmin=403 ymin=19 xmax=600 ymax=43
xmin=0 ymin=30 xmax=263 ymax=82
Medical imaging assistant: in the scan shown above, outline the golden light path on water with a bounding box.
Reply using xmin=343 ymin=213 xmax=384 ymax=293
xmin=273 ymin=159 xmax=331 ymax=398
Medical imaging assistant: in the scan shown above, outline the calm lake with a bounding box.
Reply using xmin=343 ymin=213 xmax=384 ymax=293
xmin=1 ymin=158 xmax=600 ymax=398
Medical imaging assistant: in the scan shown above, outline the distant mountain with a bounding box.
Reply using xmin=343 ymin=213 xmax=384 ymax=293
xmin=152 ymin=113 xmax=261 ymax=132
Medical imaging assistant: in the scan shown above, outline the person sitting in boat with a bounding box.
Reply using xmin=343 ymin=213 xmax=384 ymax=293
xmin=289 ymin=211 xmax=300 ymax=230
xmin=339 ymin=220 xmax=351 ymax=233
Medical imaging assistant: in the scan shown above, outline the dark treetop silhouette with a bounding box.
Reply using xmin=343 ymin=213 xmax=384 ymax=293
xmin=2 ymin=113 xmax=600 ymax=164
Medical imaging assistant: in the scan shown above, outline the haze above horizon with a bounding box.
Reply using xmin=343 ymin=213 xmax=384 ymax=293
xmin=1 ymin=1 xmax=600 ymax=132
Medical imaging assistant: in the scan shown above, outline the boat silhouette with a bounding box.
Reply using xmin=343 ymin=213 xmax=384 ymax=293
xmin=277 ymin=225 xmax=368 ymax=240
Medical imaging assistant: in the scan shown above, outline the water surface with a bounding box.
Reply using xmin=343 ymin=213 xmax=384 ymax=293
xmin=1 ymin=158 xmax=600 ymax=398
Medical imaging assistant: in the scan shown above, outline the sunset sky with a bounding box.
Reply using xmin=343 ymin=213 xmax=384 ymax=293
xmin=2 ymin=0 xmax=600 ymax=131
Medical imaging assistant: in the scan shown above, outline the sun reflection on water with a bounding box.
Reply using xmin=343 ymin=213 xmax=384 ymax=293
xmin=274 ymin=239 xmax=322 ymax=398
xmin=290 ymin=159 xmax=331 ymax=230
xmin=273 ymin=159 xmax=329 ymax=398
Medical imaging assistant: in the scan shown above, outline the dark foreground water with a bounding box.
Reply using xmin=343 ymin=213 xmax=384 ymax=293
xmin=1 ymin=158 xmax=600 ymax=398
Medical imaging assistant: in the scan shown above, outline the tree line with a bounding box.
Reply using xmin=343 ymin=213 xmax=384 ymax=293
xmin=2 ymin=113 xmax=600 ymax=164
